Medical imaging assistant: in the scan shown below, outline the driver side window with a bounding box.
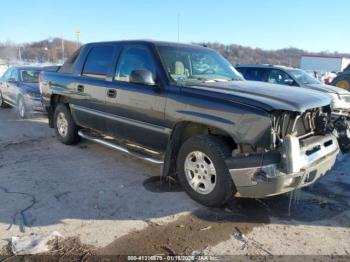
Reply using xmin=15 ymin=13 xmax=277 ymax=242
xmin=268 ymin=69 xmax=293 ymax=85
xmin=114 ymin=46 xmax=156 ymax=83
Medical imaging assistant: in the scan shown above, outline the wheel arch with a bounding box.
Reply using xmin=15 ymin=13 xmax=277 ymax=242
xmin=48 ymin=94 xmax=70 ymax=128
xmin=162 ymin=121 xmax=237 ymax=177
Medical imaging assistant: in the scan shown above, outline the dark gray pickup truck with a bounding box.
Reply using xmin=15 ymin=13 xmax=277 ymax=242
xmin=40 ymin=40 xmax=339 ymax=207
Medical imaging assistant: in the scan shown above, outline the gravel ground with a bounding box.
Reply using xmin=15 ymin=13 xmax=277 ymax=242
xmin=0 ymin=107 xmax=349 ymax=257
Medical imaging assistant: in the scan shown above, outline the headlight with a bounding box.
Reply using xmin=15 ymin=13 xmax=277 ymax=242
xmin=329 ymin=93 xmax=341 ymax=101
xmin=25 ymin=92 xmax=37 ymax=98
xmin=329 ymin=93 xmax=343 ymax=109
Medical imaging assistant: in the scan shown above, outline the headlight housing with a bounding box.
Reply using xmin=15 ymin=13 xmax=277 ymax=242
xmin=25 ymin=91 xmax=38 ymax=99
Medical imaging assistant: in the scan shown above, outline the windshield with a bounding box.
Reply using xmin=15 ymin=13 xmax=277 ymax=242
xmin=20 ymin=69 xmax=40 ymax=83
xmin=287 ymin=69 xmax=321 ymax=85
xmin=157 ymin=45 xmax=244 ymax=85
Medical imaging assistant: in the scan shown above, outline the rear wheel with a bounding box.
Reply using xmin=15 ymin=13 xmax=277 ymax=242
xmin=177 ymin=135 xmax=235 ymax=207
xmin=54 ymin=104 xmax=80 ymax=145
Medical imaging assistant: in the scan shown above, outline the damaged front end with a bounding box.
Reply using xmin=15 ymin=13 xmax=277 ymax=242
xmin=330 ymin=94 xmax=350 ymax=153
xmin=226 ymin=106 xmax=340 ymax=198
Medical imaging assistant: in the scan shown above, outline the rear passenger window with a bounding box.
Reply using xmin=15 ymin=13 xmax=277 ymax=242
xmin=243 ymin=68 xmax=268 ymax=82
xmin=82 ymin=46 xmax=114 ymax=79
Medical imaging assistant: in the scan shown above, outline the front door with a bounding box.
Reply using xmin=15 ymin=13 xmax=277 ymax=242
xmin=105 ymin=44 xmax=169 ymax=151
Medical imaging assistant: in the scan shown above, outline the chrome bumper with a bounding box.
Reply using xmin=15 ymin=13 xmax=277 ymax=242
xmin=227 ymin=134 xmax=339 ymax=198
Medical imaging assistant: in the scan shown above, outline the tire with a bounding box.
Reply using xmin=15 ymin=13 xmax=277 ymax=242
xmin=17 ymin=96 xmax=28 ymax=118
xmin=0 ymin=90 xmax=8 ymax=108
xmin=176 ymin=135 xmax=235 ymax=207
xmin=54 ymin=103 xmax=80 ymax=145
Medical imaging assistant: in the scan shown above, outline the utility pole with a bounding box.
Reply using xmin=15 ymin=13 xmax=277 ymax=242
xmin=18 ymin=46 xmax=22 ymax=62
xmin=61 ymin=37 xmax=65 ymax=61
xmin=75 ymin=30 xmax=80 ymax=49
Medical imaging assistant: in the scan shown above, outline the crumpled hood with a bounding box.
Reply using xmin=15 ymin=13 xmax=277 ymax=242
xmin=20 ymin=83 xmax=40 ymax=94
xmin=186 ymin=80 xmax=332 ymax=112
xmin=304 ymin=83 xmax=350 ymax=95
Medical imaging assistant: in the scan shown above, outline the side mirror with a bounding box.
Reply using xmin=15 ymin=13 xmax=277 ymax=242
xmin=284 ymin=79 xmax=294 ymax=86
xmin=130 ymin=69 xmax=156 ymax=86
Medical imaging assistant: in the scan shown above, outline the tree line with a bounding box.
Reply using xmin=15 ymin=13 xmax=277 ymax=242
xmin=0 ymin=38 xmax=348 ymax=68
xmin=0 ymin=38 xmax=78 ymax=64
xmin=201 ymin=42 xmax=349 ymax=68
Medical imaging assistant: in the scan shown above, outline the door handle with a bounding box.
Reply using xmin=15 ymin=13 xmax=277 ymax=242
xmin=77 ymin=85 xmax=84 ymax=92
xmin=107 ymin=89 xmax=117 ymax=98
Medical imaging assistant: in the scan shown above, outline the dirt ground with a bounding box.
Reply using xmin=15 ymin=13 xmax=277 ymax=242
xmin=0 ymin=108 xmax=350 ymax=258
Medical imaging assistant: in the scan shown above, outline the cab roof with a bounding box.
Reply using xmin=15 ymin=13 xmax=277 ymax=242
xmin=84 ymin=40 xmax=210 ymax=50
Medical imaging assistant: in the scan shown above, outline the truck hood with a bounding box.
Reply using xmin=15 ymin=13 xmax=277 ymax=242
xmin=186 ymin=80 xmax=331 ymax=112
xmin=304 ymin=83 xmax=350 ymax=95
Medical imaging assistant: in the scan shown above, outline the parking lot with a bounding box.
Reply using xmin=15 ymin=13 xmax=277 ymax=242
xmin=0 ymin=107 xmax=350 ymax=257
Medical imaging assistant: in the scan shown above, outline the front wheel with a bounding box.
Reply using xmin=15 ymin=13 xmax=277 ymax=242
xmin=177 ymin=135 xmax=235 ymax=207
xmin=54 ymin=104 xmax=80 ymax=145
xmin=0 ymin=91 xmax=8 ymax=108
xmin=17 ymin=96 xmax=28 ymax=118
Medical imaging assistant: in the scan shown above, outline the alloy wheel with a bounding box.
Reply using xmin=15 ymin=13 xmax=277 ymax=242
xmin=56 ymin=112 xmax=69 ymax=137
xmin=184 ymin=151 xmax=217 ymax=195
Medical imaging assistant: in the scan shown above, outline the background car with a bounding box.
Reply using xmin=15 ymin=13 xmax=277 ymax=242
xmin=0 ymin=66 xmax=43 ymax=118
xmin=331 ymin=64 xmax=350 ymax=91
xmin=235 ymin=64 xmax=350 ymax=117
xmin=235 ymin=64 xmax=350 ymax=153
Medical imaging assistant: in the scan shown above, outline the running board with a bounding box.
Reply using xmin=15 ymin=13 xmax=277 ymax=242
xmin=78 ymin=130 xmax=164 ymax=165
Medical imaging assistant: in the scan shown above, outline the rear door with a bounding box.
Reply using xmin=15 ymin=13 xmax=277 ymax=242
xmin=104 ymin=44 xmax=169 ymax=151
xmin=69 ymin=45 xmax=117 ymax=132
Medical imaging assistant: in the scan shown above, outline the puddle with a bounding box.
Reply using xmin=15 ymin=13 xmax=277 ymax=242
xmin=125 ymin=171 xmax=350 ymax=255
xmin=225 ymin=184 xmax=348 ymax=223
xmin=143 ymin=176 xmax=183 ymax=193
xmin=98 ymin=210 xmax=260 ymax=256
xmin=145 ymin=174 xmax=349 ymax=224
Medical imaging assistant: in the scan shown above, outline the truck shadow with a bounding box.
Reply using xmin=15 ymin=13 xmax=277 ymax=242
xmin=0 ymin=110 xmax=349 ymax=237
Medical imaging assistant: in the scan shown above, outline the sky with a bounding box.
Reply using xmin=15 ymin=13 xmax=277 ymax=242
xmin=0 ymin=0 xmax=348 ymax=53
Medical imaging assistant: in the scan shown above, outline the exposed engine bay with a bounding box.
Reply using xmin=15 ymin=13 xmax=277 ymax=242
xmin=333 ymin=116 xmax=350 ymax=153
xmin=272 ymin=106 xmax=350 ymax=154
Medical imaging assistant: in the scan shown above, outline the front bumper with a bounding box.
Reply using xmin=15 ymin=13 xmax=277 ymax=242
xmin=226 ymin=134 xmax=339 ymax=198
xmin=24 ymin=96 xmax=44 ymax=112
